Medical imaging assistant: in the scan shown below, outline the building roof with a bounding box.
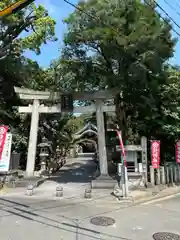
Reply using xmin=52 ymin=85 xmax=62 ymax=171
xmin=74 ymin=122 xmax=97 ymax=135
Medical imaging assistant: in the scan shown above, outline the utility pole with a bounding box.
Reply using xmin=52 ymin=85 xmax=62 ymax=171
xmin=0 ymin=0 xmax=35 ymax=18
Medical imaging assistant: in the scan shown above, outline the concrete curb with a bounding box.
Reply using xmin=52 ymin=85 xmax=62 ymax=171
xmin=132 ymin=186 xmax=180 ymax=204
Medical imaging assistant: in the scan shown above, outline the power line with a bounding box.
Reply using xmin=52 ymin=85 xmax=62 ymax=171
xmin=64 ymin=0 xmax=180 ymax=38
xmin=163 ymin=0 xmax=180 ymax=18
xmin=63 ymin=0 xmax=119 ymax=36
xmin=174 ymin=0 xmax=180 ymax=11
xmin=152 ymin=0 xmax=180 ymax=32
xmin=144 ymin=0 xmax=180 ymax=37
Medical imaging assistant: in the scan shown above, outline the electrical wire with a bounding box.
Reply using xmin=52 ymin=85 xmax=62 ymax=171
xmin=144 ymin=0 xmax=180 ymax=37
xmin=152 ymin=0 xmax=180 ymax=32
xmin=174 ymin=0 xmax=180 ymax=11
xmin=63 ymin=0 xmax=180 ymax=38
xmin=163 ymin=0 xmax=180 ymax=18
xmin=63 ymin=0 xmax=119 ymax=36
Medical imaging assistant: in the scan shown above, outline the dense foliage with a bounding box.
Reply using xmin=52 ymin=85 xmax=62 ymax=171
xmin=1 ymin=0 xmax=180 ymax=164
xmin=56 ymin=0 xmax=180 ymax=160
xmin=0 ymin=1 xmax=84 ymax=165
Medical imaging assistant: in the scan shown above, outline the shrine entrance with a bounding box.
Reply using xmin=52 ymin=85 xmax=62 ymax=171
xmin=14 ymin=87 xmax=119 ymax=188
xmin=73 ymin=122 xmax=97 ymax=154
xmin=82 ymin=142 xmax=96 ymax=153
xmin=76 ymin=139 xmax=97 ymax=154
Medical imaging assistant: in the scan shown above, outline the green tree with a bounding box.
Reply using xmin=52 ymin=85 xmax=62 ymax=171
xmin=60 ymin=0 xmax=176 ymax=142
xmin=0 ymin=0 xmax=57 ymax=57
xmin=0 ymin=0 xmax=57 ymax=155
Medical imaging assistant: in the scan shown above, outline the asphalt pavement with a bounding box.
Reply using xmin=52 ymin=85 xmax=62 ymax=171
xmin=0 ymin=191 xmax=180 ymax=239
xmin=0 ymin=154 xmax=180 ymax=239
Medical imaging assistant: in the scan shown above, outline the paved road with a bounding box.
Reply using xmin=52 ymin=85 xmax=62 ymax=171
xmin=34 ymin=154 xmax=97 ymax=199
xmin=4 ymin=154 xmax=98 ymax=199
xmin=0 ymin=193 xmax=180 ymax=239
xmin=1 ymin=155 xmax=180 ymax=239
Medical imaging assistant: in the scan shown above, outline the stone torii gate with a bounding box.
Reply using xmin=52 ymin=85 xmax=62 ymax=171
xmin=14 ymin=87 xmax=117 ymax=186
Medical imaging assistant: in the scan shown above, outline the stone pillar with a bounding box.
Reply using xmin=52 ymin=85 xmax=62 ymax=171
xmin=141 ymin=136 xmax=148 ymax=186
xmin=150 ymin=166 xmax=155 ymax=186
xmin=26 ymin=100 xmax=39 ymax=177
xmin=177 ymin=165 xmax=180 ymax=183
xmin=173 ymin=165 xmax=178 ymax=184
xmin=95 ymin=100 xmax=108 ymax=176
xmin=166 ymin=166 xmax=170 ymax=186
xmin=169 ymin=165 xmax=174 ymax=186
xmin=156 ymin=168 xmax=160 ymax=185
xmin=160 ymin=166 xmax=165 ymax=185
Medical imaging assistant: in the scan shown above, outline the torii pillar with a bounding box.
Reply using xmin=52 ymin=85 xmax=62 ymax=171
xmin=26 ymin=100 xmax=39 ymax=177
xmin=14 ymin=87 xmax=117 ymax=188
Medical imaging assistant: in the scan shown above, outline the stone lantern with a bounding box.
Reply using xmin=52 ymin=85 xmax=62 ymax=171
xmin=38 ymin=137 xmax=50 ymax=174
xmin=56 ymin=145 xmax=62 ymax=168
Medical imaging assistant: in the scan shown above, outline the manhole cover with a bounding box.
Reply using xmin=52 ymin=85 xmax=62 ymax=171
xmin=153 ymin=232 xmax=180 ymax=240
xmin=90 ymin=216 xmax=115 ymax=226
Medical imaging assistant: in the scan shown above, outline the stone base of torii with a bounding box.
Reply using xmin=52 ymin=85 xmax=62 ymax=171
xmin=14 ymin=87 xmax=118 ymax=188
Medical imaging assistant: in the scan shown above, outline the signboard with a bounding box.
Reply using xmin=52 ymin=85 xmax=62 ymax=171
xmin=175 ymin=140 xmax=180 ymax=163
xmin=0 ymin=125 xmax=8 ymax=159
xmin=116 ymin=145 xmax=142 ymax=152
xmin=151 ymin=140 xmax=160 ymax=169
xmin=61 ymin=94 xmax=73 ymax=112
xmin=0 ymin=133 xmax=12 ymax=172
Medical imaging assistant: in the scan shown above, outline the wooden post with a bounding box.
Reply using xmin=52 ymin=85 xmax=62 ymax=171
xmin=26 ymin=100 xmax=39 ymax=177
xmin=95 ymin=100 xmax=108 ymax=176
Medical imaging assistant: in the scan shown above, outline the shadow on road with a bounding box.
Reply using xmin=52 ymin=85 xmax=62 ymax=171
xmin=0 ymin=198 xmax=131 ymax=240
xmin=49 ymin=158 xmax=98 ymax=184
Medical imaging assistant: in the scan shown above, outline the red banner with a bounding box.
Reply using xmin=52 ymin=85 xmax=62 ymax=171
xmin=0 ymin=126 xmax=8 ymax=160
xmin=116 ymin=130 xmax=127 ymax=166
xmin=151 ymin=140 xmax=160 ymax=169
xmin=175 ymin=140 xmax=180 ymax=163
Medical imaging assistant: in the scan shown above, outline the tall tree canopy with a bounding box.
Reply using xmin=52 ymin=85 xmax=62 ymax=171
xmin=0 ymin=0 xmax=57 ymax=57
xmin=0 ymin=0 xmax=57 ymax=154
xmin=58 ymin=0 xmax=178 ymax=147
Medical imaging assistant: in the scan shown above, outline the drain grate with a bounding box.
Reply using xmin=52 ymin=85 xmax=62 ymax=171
xmin=153 ymin=232 xmax=180 ymax=240
xmin=90 ymin=216 xmax=115 ymax=226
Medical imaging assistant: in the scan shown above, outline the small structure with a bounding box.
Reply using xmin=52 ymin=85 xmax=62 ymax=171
xmin=55 ymin=145 xmax=66 ymax=169
xmin=74 ymin=123 xmax=147 ymax=182
xmin=73 ymin=123 xmax=98 ymax=154
xmin=115 ymin=137 xmax=147 ymax=172
xmin=84 ymin=188 xmax=92 ymax=199
xmin=38 ymin=137 xmax=51 ymax=174
xmin=116 ymin=138 xmax=148 ymax=188
xmin=74 ymin=122 xmax=97 ymax=139
xmin=26 ymin=184 xmax=34 ymax=196
xmin=56 ymin=185 xmax=63 ymax=197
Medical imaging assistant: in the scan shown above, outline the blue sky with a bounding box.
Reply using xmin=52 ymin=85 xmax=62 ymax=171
xmin=24 ymin=0 xmax=78 ymax=67
xmin=24 ymin=0 xmax=180 ymax=67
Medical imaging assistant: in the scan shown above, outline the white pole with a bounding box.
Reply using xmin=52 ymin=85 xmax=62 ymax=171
xmin=120 ymin=164 xmax=125 ymax=197
xmin=124 ymin=166 xmax=129 ymax=197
